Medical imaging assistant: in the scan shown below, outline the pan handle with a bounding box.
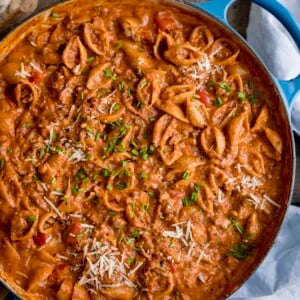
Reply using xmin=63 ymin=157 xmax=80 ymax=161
xmin=194 ymin=0 xmax=300 ymax=133
xmin=251 ymin=0 xmax=300 ymax=134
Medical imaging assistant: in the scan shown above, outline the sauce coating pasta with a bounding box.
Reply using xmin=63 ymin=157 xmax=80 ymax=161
xmin=0 ymin=0 xmax=293 ymax=299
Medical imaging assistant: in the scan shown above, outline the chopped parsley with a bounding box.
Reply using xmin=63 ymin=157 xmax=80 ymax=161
xmin=71 ymin=185 xmax=84 ymax=195
xmin=111 ymin=103 xmax=120 ymax=112
xmin=141 ymin=202 xmax=149 ymax=211
xmin=214 ymin=97 xmax=223 ymax=107
xmin=219 ymin=82 xmax=231 ymax=92
xmin=126 ymin=258 xmax=135 ymax=264
xmin=51 ymin=12 xmax=61 ymax=19
xmin=85 ymin=127 xmax=96 ymax=136
xmin=182 ymin=183 xmax=200 ymax=206
xmin=115 ymin=181 xmax=130 ymax=190
xmin=227 ymin=243 xmax=251 ymax=260
xmin=108 ymin=211 xmax=116 ymax=217
xmin=182 ymin=171 xmax=189 ymax=180
xmin=131 ymin=230 xmax=140 ymax=238
xmin=249 ymin=90 xmax=258 ymax=104
xmin=135 ymin=100 xmax=144 ymax=109
xmin=87 ymin=56 xmax=95 ymax=63
xmin=139 ymin=172 xmax=148 ymax=179
xmin=228 ymin=215 xmax=244 ymax=234
xmin=104 ymin=68 xmax=116 ymax=81
xmin=110 ymin=119 xmax=123 ymax=129
xmin=207 ymin=80 xmax=215 ymax=87
xmin=147 ymin=191 xmax=154 ymax=198
xmin=27 ymin=215 xmax=36 ymax=222
xmin=101 ymin=168 xmax=111 ymax=177
xmin=115 ymin=42 xmax=122 ymax=49
xmin=131 ymin=149 xmax=139 ymax=156
xmin=126 ymin=238 xmax=135 ymax=245
xmin=237 ymin=92 xmax=246 ymax=102
xmin=106 ymin=185 xmax=113 ymax=191
xmin=139 ymin=79 xmax=147 ymax=88
xmin=118 ymin=81 xmax=124 ymax=91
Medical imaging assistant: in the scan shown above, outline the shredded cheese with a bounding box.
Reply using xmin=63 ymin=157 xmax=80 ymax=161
xmin=196 ymin=243 xmax=210 ymax=266
xmin=15 ymin=62 xmax=30 ymax=79
xmin=43 ymin=196 xmax=63 ymax=218
xmin=29 ymin=61 xmax=42 ymax=73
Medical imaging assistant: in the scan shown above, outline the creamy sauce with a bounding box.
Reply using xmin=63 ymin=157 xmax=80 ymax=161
xmin=0 ymin=0 xmax=289 ymax=299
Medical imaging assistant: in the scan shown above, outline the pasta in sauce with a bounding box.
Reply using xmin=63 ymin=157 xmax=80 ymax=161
xmin=0 ymin=0 xmax=291 ymax=299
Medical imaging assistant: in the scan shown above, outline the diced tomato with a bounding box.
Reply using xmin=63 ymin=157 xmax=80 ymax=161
xmin=33 ymin=232 xmax=47 ymax=246
xmin=168 ymin=261 xmax=177 ymax=273
xmin=67 ymin=222 xmax=83 ymax=244
xmin=196 ymin=89 xmax=211 ymax=106
xmin=29 ymin=71 xmax=42 ymax=83
xmin=154 ymin=11 xmax=182 ymax=31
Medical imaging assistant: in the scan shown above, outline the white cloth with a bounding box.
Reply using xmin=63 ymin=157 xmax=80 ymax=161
xmin=229 ymin=205 xmax=300 ymax=299
xmin=230 ymin=2 xmax=300 ymax=298
xmin=246 ymin=0 xmax=300 ymax=81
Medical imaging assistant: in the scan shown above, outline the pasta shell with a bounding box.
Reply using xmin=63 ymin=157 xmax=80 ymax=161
xmin=186 ymin=97 xmax=209 ymax=128
xmin=156 ymin=100 xmax=188 ymax=123
xmin=263 ymin=128 xmax=282 ymax=160
xmin=10 ymin=211 xmax=39 ymax=241
xmin=161 ymin=84 xmax=195 ymax=104
xmin=28 ymin=265 xmax=54 ymax=293
xmin=211 ymin=102 xmax=238 ymax=128
xmin=238 ymin=146 xmax=265 ymax=177
xmin=209 ymin=38 xmax=240 ymax=65
xmin=153 ymin=114 xmax=172 ymax=146
xmin=227 ymin=111 xmax=249 ymax=146
xmin=120 ymin=40 xmax=157 ymax=73
xmin=120 ymin=16 xmax=141 ymax=41
xmin=137 ymin=70 xmax=167 ymax=107
xmin=164 ymin=42 xmax=204 ymax=66
xmin=196 ymin=184 xmax=215 ymax=216
xmin=252 ymin=106 xmax=269 ymax=133
xmin=0 ymin=110 xmax=15 ymax=137
xmin=86 ymin=63 xmax=112 ymax=90
xmin=56 ymin=278 xmax=73 ymax=300
xmin=83 ymin=20 xmax=111 ymax=56
xmin=227 ymin=73 xmax=243 ymax=93
xmin=146 ymin=268 xmax=175 ymax=300
xmin=103 ymin=164 xmax=136 ymax=211
xmin=62 ymin=36 xmax=87 ymax=74
xmin=200 ymin=126 xmax=226 ymax=158
xmin=102 ymin=286 xmax=135 ymax=300
xmin=14 ymin=79 xmax=39 ymax=108
xmin=153 ymin=31 xmax=175 ymax=60
xmin=208 ymin=166 xmax=229 ymax=194
xmin=72 ymin=282 xmax=90 ymax=300
xmin=153 ymin=116 xmax=183 ymax=165
xmin=189 ymin=25 xmax=214 ymax=51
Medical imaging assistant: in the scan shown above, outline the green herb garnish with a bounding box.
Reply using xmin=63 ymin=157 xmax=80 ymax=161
xmin=227 ymin=243 xmax=251 ymax=260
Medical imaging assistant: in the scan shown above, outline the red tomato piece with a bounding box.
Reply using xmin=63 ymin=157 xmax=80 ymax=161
xmin=67 ymin=222 xmax=83 ymax=244
xmin=196 ymin=89 xmax=211 ymax=106
xmin=33 ymin=232 xmax=47 ymax=246
xmin=168 ymin=260 xmax=177 ymax=273
xmin=29 ymin=71 xmax=41 ymax=83
xmin=154 ymin=11 xmax=182 ymax=31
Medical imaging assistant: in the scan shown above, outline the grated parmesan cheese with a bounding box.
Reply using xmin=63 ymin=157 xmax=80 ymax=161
xmin=15 ymin=62 xmax=31 ymax=79
xmin=196 ymin=243 xmax=210 ymax=266
xmin=29 ymin=61 xmax=42 ymax=73
xmin=43 ymin=196 xmax=63 ymax=218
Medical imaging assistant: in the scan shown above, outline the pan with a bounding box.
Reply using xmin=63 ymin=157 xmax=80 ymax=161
xmin=0 ymin=0 xmax=297 ymax=299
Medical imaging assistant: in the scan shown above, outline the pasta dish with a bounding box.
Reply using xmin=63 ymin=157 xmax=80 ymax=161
xmin=0 ymin=0 xmax=292 ymax=299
